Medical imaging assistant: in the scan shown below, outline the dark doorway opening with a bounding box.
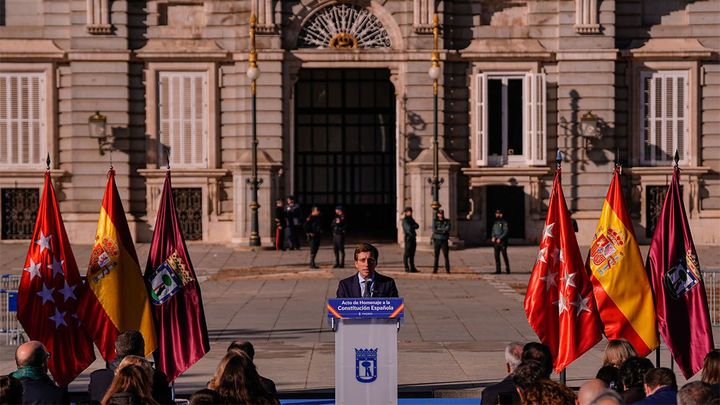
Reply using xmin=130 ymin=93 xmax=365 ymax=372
xmin=294 ymin=69 xmax=396 ymax=241
xmin=486 ymin=186 xmax=525 ymax=239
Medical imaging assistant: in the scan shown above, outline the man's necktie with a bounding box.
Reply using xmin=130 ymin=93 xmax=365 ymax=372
xmin=363 ymin=280 xmax=371 ymax=297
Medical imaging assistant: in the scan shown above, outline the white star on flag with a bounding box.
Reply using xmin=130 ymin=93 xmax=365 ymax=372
xmin=542 ymin=223 xmax=555 ymax=240
xmin=537 ymin=247 xmax=548 ymax=263
xmin=24 ymin=259 xmax=43 ymax=281
xmin=554 ymin=293 xmax=570 ymax=315
xmin=561 ymin=272 xmax=576 ymax=289
xmin=35 ymin=231 xmax=52 ymax=254
xmin=47 ymin=257 xmax=64 ymax=279
xmin=36 ymin=284 xmax=55 ymax=305
xmin=49 ymin=308 xmax=67 ymax=328
xmin=571 ymin=294 xmax=592 ymax=316
xmin=540 ymin=270 xmax=558 ymax=291
xmin=58 ymin=280 xmax=76 ymax=302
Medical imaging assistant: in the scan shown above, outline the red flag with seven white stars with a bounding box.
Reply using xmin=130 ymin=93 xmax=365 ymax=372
xmin=17 ymin=171 xmax=96 ymax=386
xmin=524 ymin=168 xmax=602 ymax=373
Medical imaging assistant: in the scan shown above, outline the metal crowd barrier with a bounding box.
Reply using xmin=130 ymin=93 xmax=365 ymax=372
xmin=1 ymin=274 xmax=25 ymax=345
xmin=704 ymin=270 xmax=720 ymax=326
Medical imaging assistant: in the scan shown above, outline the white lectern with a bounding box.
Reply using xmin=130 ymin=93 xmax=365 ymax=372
xmin=327 ymin=298 xmax=404 ymax=405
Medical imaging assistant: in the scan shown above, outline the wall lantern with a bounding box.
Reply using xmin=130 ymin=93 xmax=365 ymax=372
xmin=580 ymin=111 xmax=600 ymax=139
xmin=88 ymin=111 xmax=112 ymax=155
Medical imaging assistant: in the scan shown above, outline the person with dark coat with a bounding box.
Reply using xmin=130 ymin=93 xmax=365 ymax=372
xmin=337 ymin=243 xmax=399 ymax=298
xmin=432 ymin=209 xmax=451 ymax=274
xmin=481 ymin=342 xmax=523 ymax=405
xmin=491 ymin=209 xmax=511 ymax=274
xmin=273 ymin=199 xmax=285 ymax=251
xmin=401 ymin=207 xmax=419 ymax=273
xmin=304 ymin=206 xmax=322 ymax=269
xmin=226 ymin=341 xmax=278 ymax=401
xmin=12 ymin=341 xmax=66 ymax=405
xmin=331 ymin=206 xmax=347 ymax=268
xmin=88 ymin=330 xmax=172 ymax=404
xmin=635 ymin=367 xmax=677 ymax=405
xmin=285 ymin=195 xmax=303 ymax=250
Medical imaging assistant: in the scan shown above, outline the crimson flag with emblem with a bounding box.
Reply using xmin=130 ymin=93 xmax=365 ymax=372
xmin=17 ymin=171 xmax=96 ymax=386
xmin=646 ymin=166 xmax=713 ymax=378
xmin=525 ymin=167 xmax=602 ymax=373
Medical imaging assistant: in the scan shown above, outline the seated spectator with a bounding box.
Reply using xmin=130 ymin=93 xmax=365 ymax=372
xmin=589 ymin=390 xmax=623 ymax=405
xmin=677 ymin=381 xmax=713 ymax=405
xmin=636 ymin=367 xmax=677 ymax=405
xmin=12 ymin=341 xmax=66 ymax=405
xmin=512 ymin=360 xmax=547 ymax=401
xmin=521 ymin=379 xmax=576 ymax=405
xmin=212 ymin=352 xmax=278 ymax=405
xmin=227 ymin=341 xmax=278 ymax=399
xmin=702 ymin=349 xmax=720 ymax=397
xmin=602 ymin=339 xmax=638 ymax=368
xmin=89 ymin=331 xmax=171 ymax=404
xmin=577 ymin=379 xmax=608 ymax=405
xmin=0 ymin=375 xmax=23 ymax=404
xmin=101 ymin=364 xmax=156 ymax=405
xmin=619 ymin=356 xmax=654 ymax=404
xmin=189 ymin=389 xmax=221 ymax=405
xmin=522 ymin=342 xmax=553 ymax=379
xmin=596 ymin=366 xmax=620 ymax=391
xmin=482 ymin=342 xmax=524 ymax=405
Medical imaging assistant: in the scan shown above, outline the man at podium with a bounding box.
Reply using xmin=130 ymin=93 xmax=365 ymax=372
xmin=337 ymin=243 xmax=399 ymax=298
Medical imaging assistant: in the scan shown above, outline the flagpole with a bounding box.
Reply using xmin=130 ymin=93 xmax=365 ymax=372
xmin=555 ymin=150 xmax=568 ymax=386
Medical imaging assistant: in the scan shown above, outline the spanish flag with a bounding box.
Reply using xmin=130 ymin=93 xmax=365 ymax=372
xmin=79 ymin=169 xmax=157 ymax=361
xmin=586 ymin=168 xmax=658 ymax=356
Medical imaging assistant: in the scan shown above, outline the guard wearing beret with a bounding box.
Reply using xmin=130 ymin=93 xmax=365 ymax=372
xmin=304 ymin=206 xmax=322 ymax=269
xmin=332 ymin=205 xmax=347 ymax=268
xmin=491 ymin=209 xmax=511 ymax=274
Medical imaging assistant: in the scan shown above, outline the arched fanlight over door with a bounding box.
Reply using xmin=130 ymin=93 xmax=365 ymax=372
xmin=298 ymin=4 xmax=392 ymax=49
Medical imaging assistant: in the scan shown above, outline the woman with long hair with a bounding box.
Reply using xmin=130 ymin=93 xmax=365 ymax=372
xmin=602 ymin=339 xmax=638 ymax=368
xmin=101 ymin=364 xmax=158 ymax=405
xmin=213 ymin=351 xmax=278 ymax=405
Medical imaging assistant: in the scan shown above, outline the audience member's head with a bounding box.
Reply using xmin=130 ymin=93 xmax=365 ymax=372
xmin=521 ymin=379 xmax=576 ymax=405
xmin=677 ymin=381 xmax=713 ymax=405
xmin=505 ymin=342 xmax=524 ymax=374
xmin=619 ymin=356 xmax=654 ymax=391
xmin=189 ymin=388 xmax=222 ymax=405
xmin=602 ymin=339 xmax=638 ymax=368
xmin=702 ymin=349 xmax=720 ymax=384
xmin=595 ymin=365 xmax=620 ymax=391
xmin=208 ymin=351 xmax=238 ymax=390
xmin=115 ymin=330 xmax=145 ymax=358
xmin=0 ymin=375 xmax=23 ymax=404
xmin=588 ymin=390 xmax=623 ymax=405
xmin=512 ymin=360 xmax=547 ymax=392
xmin=522 ymin=342 xmax=553 ymax=378
xmin=577 ymin=379 xmax=608 ymax=405
xmin=117 ymin=355 xmax=154 ymax=384
xmin=214 ymin=352 xmax=276 ymax=405
xmin=101 ymin=364 xmax=155 ymax=405
xmin=15 ymin=341 xmax=50 ymax=372
xmin=228 ymin=340 xmax=255 ymax=360
xmin=644 ymin=367 xmax=677 ymax=396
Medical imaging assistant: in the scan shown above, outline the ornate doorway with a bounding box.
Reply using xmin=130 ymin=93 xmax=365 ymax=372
xmin=294 ymin=68 xmax=396 ymax=239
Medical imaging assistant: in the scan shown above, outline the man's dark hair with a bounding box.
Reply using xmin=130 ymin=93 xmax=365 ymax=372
xmin=619 ymin=356 xmax=654 ymax=389
xmin=511 ymin=360 xmax=547 ymax=390
xmin=115 ymin=330 xmax=145 ymax=357
xmin=189 ymin=388 xmax=222 ymax=405
xmin=677 ymin=381 xmax=713 ymax=405
xmin=521 ymin=342 xmax=553 ymax=378
xmin=0 ymin=375 xmax=23 ymax=404
xmin=354 ymin=243 xmax=379 ymax=261
xmin=644 ymin=367 xmax=676 ymax=391
xmin=227 ymin=341 xmax=255 ymax=360
xmin=596 ymin=365 xmax=619 ymax=389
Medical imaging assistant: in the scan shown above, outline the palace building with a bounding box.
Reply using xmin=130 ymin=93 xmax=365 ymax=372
xmin=0 ymin=0 xmax=718 ymax=246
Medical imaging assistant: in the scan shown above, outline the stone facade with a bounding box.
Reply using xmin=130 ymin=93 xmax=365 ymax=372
xmin=0 ymin=0 xmax=718 ymax=246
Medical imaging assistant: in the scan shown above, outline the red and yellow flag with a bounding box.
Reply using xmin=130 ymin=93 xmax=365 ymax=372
xmin=79 ymin=169 xmax=156 ymax=361
xmin=586 ymin=168 xmax=658 ymax=356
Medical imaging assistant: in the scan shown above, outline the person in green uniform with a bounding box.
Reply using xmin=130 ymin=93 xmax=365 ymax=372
xmin=491 ymin=209 xmax=511 ymax=274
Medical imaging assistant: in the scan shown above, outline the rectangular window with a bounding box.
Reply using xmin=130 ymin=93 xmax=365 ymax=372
xmin=158 ymin=71 xmax=207 ymax=168
xmin=487 ymin=77 xmax=524 ymax=165
xmin=641 ymin=70 xmax=688 ymax=165
xmin=0 ymin=73 xmax=45 ymax=168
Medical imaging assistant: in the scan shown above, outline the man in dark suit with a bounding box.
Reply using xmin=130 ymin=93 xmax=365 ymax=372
xmin=481 ymin=342 xmax=523 ymax=405
xmin=337 ymin=243 xmax=399 ymax=298
xmin=12 ymin=340 xmax=66 ymax=405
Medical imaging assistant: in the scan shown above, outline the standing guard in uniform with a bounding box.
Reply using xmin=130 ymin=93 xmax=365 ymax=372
xmin=285 ymin=195 xmax=302 ymax=250
xmin=331 ymin=205 xmax=346 ymax=268
xmin=402 ymin=207 xmax=419 ymax=273
xmin=273 ymin=199 xmax=285 ymax=251
xmin=304 ymin=206 xmax=322 ymax=269
xmin=491 ymin=209 xmax=511 ymax=274
xmin=432 ymin=209 xmax=451 ymax=274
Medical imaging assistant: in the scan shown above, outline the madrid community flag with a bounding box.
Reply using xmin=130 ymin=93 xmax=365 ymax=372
xmin=525 ymin=167 xmax=602 ymax=373
xmin=144 ymin=171 xmax=209 ymax=381
xmin=17 ymin=171 xmax=96 ymax=386
xmin=78 ymin=168 xmax=157 ymax=361
xmin=646 ymin=167 xmax=714 ymax=378
xmin=586 ymin=168 xmax=658 ymax=357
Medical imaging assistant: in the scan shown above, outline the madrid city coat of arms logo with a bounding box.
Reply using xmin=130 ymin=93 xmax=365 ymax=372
xmin=355 ymin=348 xmax=378 ymax=383
xmin=589 ymin=226 xmax=626 ymax=276
xmin=147 ymin=250 xmax=195 ymax=305
xmin=664 ymin=249 xmax=702 ymax=299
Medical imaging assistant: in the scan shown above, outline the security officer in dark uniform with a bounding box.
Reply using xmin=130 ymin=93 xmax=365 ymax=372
xmin=432 ymin=209 xmax=451 ymax=274
xmin=304 ymin=206 xmax=322 ymax=269
xmin=331 ymin=205 xmax=346 ymax=268
xmin=402 ymin=207 xmax=419 ymax=273
xmin=285 ymin=195 xmax=302 ymax=250
xmin=273 ymin=199 xmax=285 ymax=251
xmin=491 ymin=209 xmax=511 ymax=274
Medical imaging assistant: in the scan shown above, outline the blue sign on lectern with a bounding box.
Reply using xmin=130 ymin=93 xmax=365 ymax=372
xmin=327 ymin=298 xmax=404 ymax=322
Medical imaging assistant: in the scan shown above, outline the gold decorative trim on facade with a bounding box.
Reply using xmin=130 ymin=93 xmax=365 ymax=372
xmin=86 ymin=0 xmax=112 ymax=34
xmin=298 ymin=4 xmax=391 ymax=49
